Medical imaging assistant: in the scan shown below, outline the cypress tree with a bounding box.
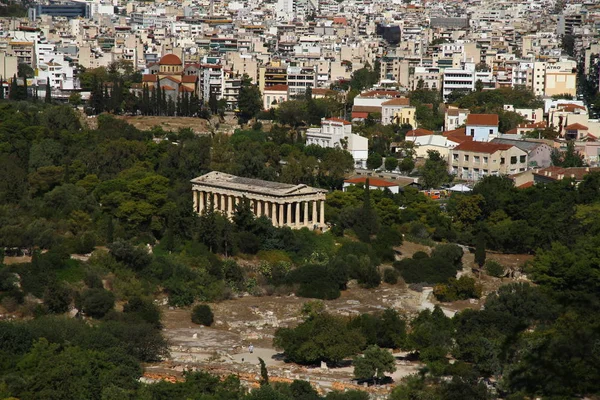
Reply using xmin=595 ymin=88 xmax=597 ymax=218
xmin=151 ymin=85 xmax=157 ymax=115
xmin=167 ymin=96 xmax=175 ymax=116
xmin=103 ymin=84 xmax=109 ymax=113
xmin=45 ymin=77 xmax=52 ymax=103
xmin=156 ymin=85 xmax=162 ymax=115
xmin=9 ymin=74 xmax=17 ymax=100
xmin=161 ymin=86 xmax=167 ymax=115
xmin=22 ymin=73 xmax=27 ymax=99
xmin=475 ymin=235 xmax=486 ymax=267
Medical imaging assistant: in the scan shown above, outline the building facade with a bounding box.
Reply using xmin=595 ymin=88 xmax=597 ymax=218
xmin=449 ymin=141 xmax=528 ymax=180
xmin=305 ymin=118 xmax=368 ymax=168
xmin=191 ymin=172 xmax=327 ymax=230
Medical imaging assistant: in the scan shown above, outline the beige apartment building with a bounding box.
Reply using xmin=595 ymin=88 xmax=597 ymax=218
xmin=449 ymin=141 xmax=528 ymax=181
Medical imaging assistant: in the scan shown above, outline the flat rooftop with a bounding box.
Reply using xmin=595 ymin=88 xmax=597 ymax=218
xmin=191 ymin=171 xmax=327 ymax=198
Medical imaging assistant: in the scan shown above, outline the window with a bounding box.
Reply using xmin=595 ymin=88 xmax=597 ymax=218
xmin=511 ymin=156 xmax=517 ymax=164
xmin=464 ymin=155 xmax=469 ymax=162
xmin=500 ymin=157 xmax=505 ymax=164
xmin=483 ymin=156 xmax=488 ymax=163
xmin=453 ymin=154 xmax=458 ymax=161
xmin=470 ymin=129 xmax=475 ymax=136
xmin=520 ymin=155 xmax=526 ymax=163
xmin=489 ymin=129 xmax=493 ymax=135
xmin=474 ymin=156 xmax=480 ymax=163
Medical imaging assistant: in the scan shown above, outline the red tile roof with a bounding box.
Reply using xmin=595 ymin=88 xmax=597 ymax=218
xmin=352 ymin=112 xmax=369 ymax=119
xmin=142 ymin=74 xmax=158 ymax=82
xmin=406 ymin=128 xmax=433 ymax=137
xmin=265 ymin=84 xmax=288 ymax=91
xmin=324 ymin=117 xmax=351 ymax=125
xmin=159 ymin=54 xmax=182 ymax=66
xmin=344 ymin=177 xmax=399 ymax=187
xmin=160 ymin=75 xmax=181 ymax=83
xmin=179 ymin=86 xmax=195 ymax=92
xmin=352 ymin=105 xmax=381 ymax=113
xmin=161 ymin=85 xmax=176 ymax=91
xmin=466 ymin=114 xmax=499 ymax=126
xmin=518 ymin=121 xmax=546 ymax=129
xmin=453 ymin=141 xmax=513 ymax=154
xmin=382 ymin=97 xmax=410 ymax=106
xmin=182 ymin=75 xmax=197 ymax=83
xmin=517 ymin=181 xmax=534 ymax=189
xmin=556 ymin=103 xmax=586 ymax=112
xmin=359 ymin=90 xmax=401 ymax=98
xmin=534 ymin=166 xmax=600 ymax=181
xmin=565 ymin=123 xmax=588 ymax=130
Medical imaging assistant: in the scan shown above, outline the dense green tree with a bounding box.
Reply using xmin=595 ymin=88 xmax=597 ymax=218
xmin=81 ymin=288 xmax=115 ymax=318
xmin=366 ymin=152 xmax=383 ymax=170
xmin=273 ymin=313 xmax=365 ymax=366
xmin=353 ymin=345 xmax=396 ymax=382
xmin=384 ymin=157 xmax=398 ymax=172
xmin=551 ymin=140 xmax=585 ymax=167
xmin=238 ymin=75 xmax=262 ymax=124
xmin=474 ymin=235 xmax=486 ymax=267
xmin=420 ymin=150 xmax=451 ymax=189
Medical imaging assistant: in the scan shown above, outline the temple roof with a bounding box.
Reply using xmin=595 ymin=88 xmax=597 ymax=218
xmin=191 ymin=171 xmax=327 ymax=198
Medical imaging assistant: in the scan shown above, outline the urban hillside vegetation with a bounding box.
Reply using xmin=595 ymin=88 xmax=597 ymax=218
xmin=0 ymin=99 xmax=598 ymax=399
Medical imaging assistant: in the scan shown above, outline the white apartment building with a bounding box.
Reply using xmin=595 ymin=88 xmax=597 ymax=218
xmin=442 ymin=63 xmax=493 ymax=102
xmin=306 ymin=118 xmax=368 ymax=168
xmin=287 ymin=66 xmax=316 ymax=96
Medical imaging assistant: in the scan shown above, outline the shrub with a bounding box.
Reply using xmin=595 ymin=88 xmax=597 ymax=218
xmin=191 ymin=304 xmax=214 ymax=326
xmin=394 ymin=253 xmax=460 ymax=284
xmin=81 ymin=288 xmax=115 ymax=318
xmin=123 ymin=296 xmax=161 ymax=327
xmin=383 ymin=268 xmax=399 ymax=285
xmin=84 ymin=271 xmax=104 ymax=289
xmin=288 ymin=264 xmax=342 ymax=300
xmin=431 ymin=244 xmax=464 ymax=267
xmin=43 ymin=282 xmax=72 ymax=314
xmin=433 ymin=276 xmax=481 ymax=302
xmin=485 ymin=260 xmax=505 ymax=278
xmin=108 ymin=240 xmax=152 ymax=271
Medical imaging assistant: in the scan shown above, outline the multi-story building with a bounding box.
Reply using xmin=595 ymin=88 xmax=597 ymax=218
xmin=287 ymin=66 xmax=316 ymax=96
xmin=445 ymin=107 xmax=470 ymax=131
xmin=258 ymin=62 xmax=287 ymax=94
xmin=263 ymin=84 xmax=288 ymax=110
xmin=465 ymin=114 xmax=499 ymax=141
xmin=449 ymin=141 xmax=529 ymax=181
xmin=306 ymin=118 xmax=368 ymax=168
xmin=381 ymin=98 xmax=416 ymax=126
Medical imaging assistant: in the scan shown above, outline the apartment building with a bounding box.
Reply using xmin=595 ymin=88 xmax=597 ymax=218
xmin=287 ymin=66 xmax=316 ymax=96
xmin=381 ymin=97 xmax=414 ymax=126
xmin=449 ymin=141 xmax=529 ymax=181
xmin=306 ymin=118 xmax=368 ymax=168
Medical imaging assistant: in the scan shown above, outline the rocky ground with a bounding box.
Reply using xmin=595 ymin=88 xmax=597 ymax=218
xmin=148 ymin=242 xmax=533 ymax=393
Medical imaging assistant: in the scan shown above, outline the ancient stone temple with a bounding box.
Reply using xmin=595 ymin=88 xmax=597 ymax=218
xmin=191 ymin=172 xmax=327 ymax=230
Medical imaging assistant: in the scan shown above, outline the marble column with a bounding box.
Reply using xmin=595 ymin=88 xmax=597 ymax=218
xmin=312 ymin=200 xmax=317 ymax=227
xmin=228 ymin=195 xmax=234 ymax=217
xmin=272 ymin=202 xmax=278 ymax=226
xmin=193 ymin=190 xmax=198 ymax=213
xmin=257 ymin=200 xmax=262 ymax=217
xmin=279 ymin=203 xmax=284 ymax=225
xmin=304 ymin=201 xmax=309 ymax=226
xmin=295 ymin=201 xmax=300 ymax=226
xmin=213 ymin=193 xmax=219 ymax=211
xmin=286 ymin=202 xmax=292 ymax=226
xmin=320 ymin=200 xmax=325 ymax=226
xmin=199 ymin=191 xmax=205 ymax=214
